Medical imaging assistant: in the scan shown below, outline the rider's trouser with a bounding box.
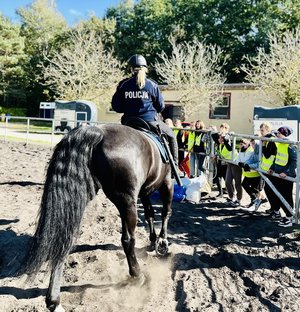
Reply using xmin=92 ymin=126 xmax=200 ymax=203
xmin=149 ymin=120 xmax=179 ymax=166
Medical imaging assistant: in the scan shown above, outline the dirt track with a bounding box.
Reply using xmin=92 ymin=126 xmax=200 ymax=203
xmin=1 ymin=141 xmax=300 ymax=312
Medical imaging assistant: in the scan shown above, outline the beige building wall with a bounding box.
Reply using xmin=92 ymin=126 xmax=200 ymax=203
xmin=101 ymin=109 xmax=121 ymax=124
xmin=162 ymin=84 xmax=274 ymax=135
xmin=100 ymin=84 xmax=275 ymax=134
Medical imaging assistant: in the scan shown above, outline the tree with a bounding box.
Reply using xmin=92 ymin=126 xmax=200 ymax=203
xmin=73 ymin=15 xmax=117 ymax=50
xmin=106 ymin=0 xmax=300 ymax=82
xmin=169 ymin=0 xmax=300 ymax=82
xmin=41 ymin=29 xmax=124 ymax=109
xmin=17 ymin=0 xmax=68 ymax=114
xmin=17 ymin=0 xmax=67 ymax=56
xmin=106 ymin=0 xmax=173 ymax=68
xmin=241 ymin=27 xmax=300 ymax=106
xmin=154 ymin=36 xmax=226 ymax=119
xmin=0 ymin=14 xmax=26 ymax=107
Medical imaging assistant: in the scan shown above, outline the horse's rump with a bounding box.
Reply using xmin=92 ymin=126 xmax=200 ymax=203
xmin=93 ymin=124 xmax=169 ymax=197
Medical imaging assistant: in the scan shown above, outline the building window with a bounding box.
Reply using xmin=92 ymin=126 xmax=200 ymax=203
xmin=209 ymin=93 xmax=231 ymax=119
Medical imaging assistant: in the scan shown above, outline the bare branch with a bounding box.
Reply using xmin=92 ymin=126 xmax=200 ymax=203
xmin=154 ymin=35 xmax=226 ymax=119
xmin=40 ymin=29 xmax=125 ymax=109
xmin=241 ymin=27 xmax=300 ymax=106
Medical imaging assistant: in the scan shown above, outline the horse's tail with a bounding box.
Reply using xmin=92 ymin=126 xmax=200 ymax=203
xmin=22 ymin=125 xmax=103 ymax=277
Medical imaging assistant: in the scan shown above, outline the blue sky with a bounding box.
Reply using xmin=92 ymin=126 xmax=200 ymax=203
xmin=0 ymin=0 xmax=123 ymax=25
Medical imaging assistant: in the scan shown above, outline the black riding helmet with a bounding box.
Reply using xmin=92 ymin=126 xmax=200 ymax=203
xmin=128 ymin=54 xmax=147 ymax=68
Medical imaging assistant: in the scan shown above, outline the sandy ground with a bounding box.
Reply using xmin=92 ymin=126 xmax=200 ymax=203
xmin=1 ymin=141 xmax=300 ymax=312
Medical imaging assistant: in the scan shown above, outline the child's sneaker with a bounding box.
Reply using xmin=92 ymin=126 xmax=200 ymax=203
xmin=270 ymin=211 xmax=281 ymax=220
xmin=241 ymin=202 xmax=255 ymax=212
xmin=231 ymin=200 xmax=240 ymax=207
xmin=254 ymin=198 xmax=261 ymax=211
xmin=278 ymin=217 xmax=294 ymax=227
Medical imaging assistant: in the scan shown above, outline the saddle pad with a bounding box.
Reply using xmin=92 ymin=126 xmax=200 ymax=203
xmin=141 ymin=131 xmax=169 ymax=163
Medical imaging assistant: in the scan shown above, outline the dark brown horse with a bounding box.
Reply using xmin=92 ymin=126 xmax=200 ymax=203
xmin=21 ymin=124 xmax=174 ymax=311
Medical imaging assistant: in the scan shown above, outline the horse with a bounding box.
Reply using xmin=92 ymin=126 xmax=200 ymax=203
xmin=21 ymin=123 xmax=174 ymax=312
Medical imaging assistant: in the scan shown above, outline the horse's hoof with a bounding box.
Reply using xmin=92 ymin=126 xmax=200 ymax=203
xmin=155 ymin=238 xmax=169 ymax=256
xmin=133 ymin=273 xmax=146 ymax=286
xmin=53 ymin=304 xmax=65 ymax=312
xmin=116 ymin=273 xmax=146 ymax=289
xmin=147 ymin=242 xmax=156 ymax=252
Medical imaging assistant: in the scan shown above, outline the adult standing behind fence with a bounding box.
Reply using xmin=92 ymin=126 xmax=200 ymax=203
xmin=186 ymin=121 xmax=195 ymax=174
xmin=189 ymin=120 xmax=206 ymax=177
xmin=173 ymin=119 xmax=186 ymax=169
xmin=211 ymin=123 xmax=230 ymax=197
xmin=267 ymin=126 xmax=297 ymax=227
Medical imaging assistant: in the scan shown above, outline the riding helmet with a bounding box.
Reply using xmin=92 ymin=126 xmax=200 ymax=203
xmin=128 ymin=54 xmax=147 ymax=68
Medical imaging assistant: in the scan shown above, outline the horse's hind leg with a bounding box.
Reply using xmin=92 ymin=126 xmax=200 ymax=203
xmin=140 ymin=196 xmax=157 ymax=250
xmin=117 ymin=203 xmax=141 ymax=279
xmin=46 ymin=262 xmax=65 ymax=312
xmin=156 ymin=179 xmax=173 ymax=255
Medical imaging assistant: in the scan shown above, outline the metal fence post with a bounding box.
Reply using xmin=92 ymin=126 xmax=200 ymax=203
xmin=51 ymin=119 xmax=55 ymax=148
xmin=295 ymin=141 xmax=300 ymax=223
xmin=4 ymin=118 xmax=8 ymax=141
xmin=26 ymin=118 xmax=30 ymax=145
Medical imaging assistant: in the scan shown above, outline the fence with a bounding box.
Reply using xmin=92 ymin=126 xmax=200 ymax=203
xmin=0 ymin=116 xmax=103 ymax=148
xmin=1 ymin=116 xmax=300 ymax=224
xmin=179 ymin=127 xmax=300 ymax=225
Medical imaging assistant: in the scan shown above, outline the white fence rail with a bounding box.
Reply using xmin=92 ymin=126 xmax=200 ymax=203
xmin=0 ymin=116 xmax=104 ymax=147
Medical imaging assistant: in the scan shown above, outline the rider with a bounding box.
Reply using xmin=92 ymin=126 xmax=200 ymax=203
xmin=111 ymin=54 xmax=179 ymax=167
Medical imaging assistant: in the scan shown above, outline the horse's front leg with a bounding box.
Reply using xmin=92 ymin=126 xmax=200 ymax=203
xmin=46 ymin=262 xmax=65 ymax=312
xmin=140 ymin=195 xmax=157 ymax=250
xmin=156 ymin=180 xmax=173 ymax=256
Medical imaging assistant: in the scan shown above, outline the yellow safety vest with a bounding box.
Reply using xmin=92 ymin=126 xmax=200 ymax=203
xmin=275 ymin=142 xmax=289 ymax=166
xmin=260 ymin=142 xmax=276 ymax=171
xmin=187 ymin=131 xmax=195 ymax=151
xmin=219 ymin=144 xmax=238 ymax=161
xmin=242 ymin=146 xmax=260 ymax=178
xmin=173 ymin=128 xmax=185 ymax=143
xmin=195 ymin=133 xmax=203 ymax=146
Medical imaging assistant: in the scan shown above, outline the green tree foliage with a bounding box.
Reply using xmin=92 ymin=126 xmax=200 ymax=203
xmin=74 ymin=16 xmax=117 ymax=50
xmin=0 ymin=14 xmax=26 ymax=107
xmin=106 ymin=0 xmax=173 ymax=71
xmin=106 ymin=0 xmax=300 ymax=82
xmin=1 ymin=0 xmax=299 ymax=116
xmin=16 ymin=0 xmax=68 ymax=114
xmin=17 ymin=0 xmax=67 ymax=55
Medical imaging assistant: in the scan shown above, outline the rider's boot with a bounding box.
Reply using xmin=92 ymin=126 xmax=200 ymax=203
xmin=169 ymin=139 xmax=180 ymax=176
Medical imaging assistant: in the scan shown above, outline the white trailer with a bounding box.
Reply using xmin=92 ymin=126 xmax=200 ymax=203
xmin=253 ymin=105 xmax=300 ymax=141
xmin=53 ymin=100 xmax=99 ymax=132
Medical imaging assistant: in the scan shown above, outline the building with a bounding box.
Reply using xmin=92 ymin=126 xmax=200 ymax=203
xmin=101 ymin=83 xmax=275 ymax=134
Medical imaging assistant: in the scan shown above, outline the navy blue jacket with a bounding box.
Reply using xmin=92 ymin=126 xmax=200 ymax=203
xmin=111 ymin=75 xmax=165 ymax=122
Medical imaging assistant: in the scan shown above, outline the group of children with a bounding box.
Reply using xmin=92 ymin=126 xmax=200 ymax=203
xmin=166 ymin=119 xmax=297 ymax=228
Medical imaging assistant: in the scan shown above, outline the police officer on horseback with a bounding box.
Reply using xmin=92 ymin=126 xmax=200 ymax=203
xmin=112 ymin=54 xmax=179 ymax=168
